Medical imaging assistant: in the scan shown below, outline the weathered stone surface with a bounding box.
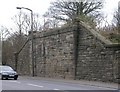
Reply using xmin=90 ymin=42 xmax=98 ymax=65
xmin=27 ymin=24 xmax=120 ymax=83
xmin=76 ymin=25 xmax=120 ymax=83
xmin=31 ymin=26 xmax=75 ymax=79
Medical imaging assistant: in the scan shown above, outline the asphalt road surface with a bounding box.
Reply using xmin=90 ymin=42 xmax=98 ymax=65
xmin=1 ymin=76 xmax=119 ymax=91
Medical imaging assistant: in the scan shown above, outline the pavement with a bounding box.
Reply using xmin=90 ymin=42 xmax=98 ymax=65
xmin=19 ymin=76 xmax=119 ymax=90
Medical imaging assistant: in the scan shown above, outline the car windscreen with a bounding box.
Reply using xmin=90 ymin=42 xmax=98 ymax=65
xmin=0 ymin=66 xmax=13 ymax=71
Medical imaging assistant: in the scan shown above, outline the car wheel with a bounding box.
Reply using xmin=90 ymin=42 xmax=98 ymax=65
xmin=14 ymin=77 xmax=17 ymax=80
xmin=1 ymin=77 xmax=4 ymax=80
xmin=5 ymin=78 xmax=8 ymax=80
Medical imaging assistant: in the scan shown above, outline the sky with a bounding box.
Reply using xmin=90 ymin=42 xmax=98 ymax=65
xmin=0 ymin=0 xmax=119 ymax=30
xmin=103 ymin=0 xmax=119 ymax=24
xmin=0 ymin=0 xmax=53 ymax=28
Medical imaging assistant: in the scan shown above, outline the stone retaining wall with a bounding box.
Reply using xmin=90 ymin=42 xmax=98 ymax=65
xmin=76 ymin=24 xmax=120 ymax=83
xmin=28 ymin=23 xmax=120 ymax=83
xmin=32 ymin=26 xmax=75 ymax=79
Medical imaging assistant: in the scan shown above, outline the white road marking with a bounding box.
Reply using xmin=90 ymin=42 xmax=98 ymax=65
xmin=27 ymin=83 xmax=44 ymax=88
xmin=53 ymin=88 xmax=60 ymax=90
xmin=8 ymin=81 xmax=21 ymax=84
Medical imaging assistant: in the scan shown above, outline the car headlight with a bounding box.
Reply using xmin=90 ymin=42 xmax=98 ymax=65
xmin=14 ymin=72 xmax=17 ymax=75
xmin=2 ymin=72 xmax=8 ymax=75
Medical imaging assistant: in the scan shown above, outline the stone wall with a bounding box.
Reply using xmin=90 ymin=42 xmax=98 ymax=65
xmin=17 ymin=40 xmax=31 ymax=76
xmin=29 ymin=23 xmax=120 ymax=83
xmin=33 ymin=26 xmax=75 ymax=79
xmin=76 ymin=24 xmax=120 ymax=83
xmin=0 ymin=34 xmax=2 ymax=65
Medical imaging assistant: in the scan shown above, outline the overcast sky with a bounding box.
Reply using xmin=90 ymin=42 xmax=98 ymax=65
xmin=0 ymin=0 xmax=119 ymax=29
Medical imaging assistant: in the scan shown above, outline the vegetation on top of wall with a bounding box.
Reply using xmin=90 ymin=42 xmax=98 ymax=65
xmin=98 ymin=25 xmax=120 ymax=44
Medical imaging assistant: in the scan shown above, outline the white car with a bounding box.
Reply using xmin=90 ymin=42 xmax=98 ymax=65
xmin=0 ymin=65 xmax=18 ymax=80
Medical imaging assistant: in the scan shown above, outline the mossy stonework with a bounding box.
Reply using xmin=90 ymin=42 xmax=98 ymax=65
xmin=28 ymin=23 xmax=120 ymax=83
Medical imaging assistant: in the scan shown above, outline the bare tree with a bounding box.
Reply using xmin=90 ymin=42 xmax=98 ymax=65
xmin=12 ymin=12 xmax=42 ymax=35
xmin=0 ymin=26 xmax=13 ymax=65
xmin=0 ymin=26 xmax=11 ymax=40
xmin=114 ymin=12 xmax=120 ymax=32
xmin=33 ymin=13 xmax=42 ymax=31
xmin=44 ymin=0 xmax=103 ymax=25
xmin=43 ymin=18 xmax=60 ymax=30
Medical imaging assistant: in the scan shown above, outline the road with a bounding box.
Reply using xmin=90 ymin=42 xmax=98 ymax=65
xmin=1 ymin=76 xmax=119 ymax=91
